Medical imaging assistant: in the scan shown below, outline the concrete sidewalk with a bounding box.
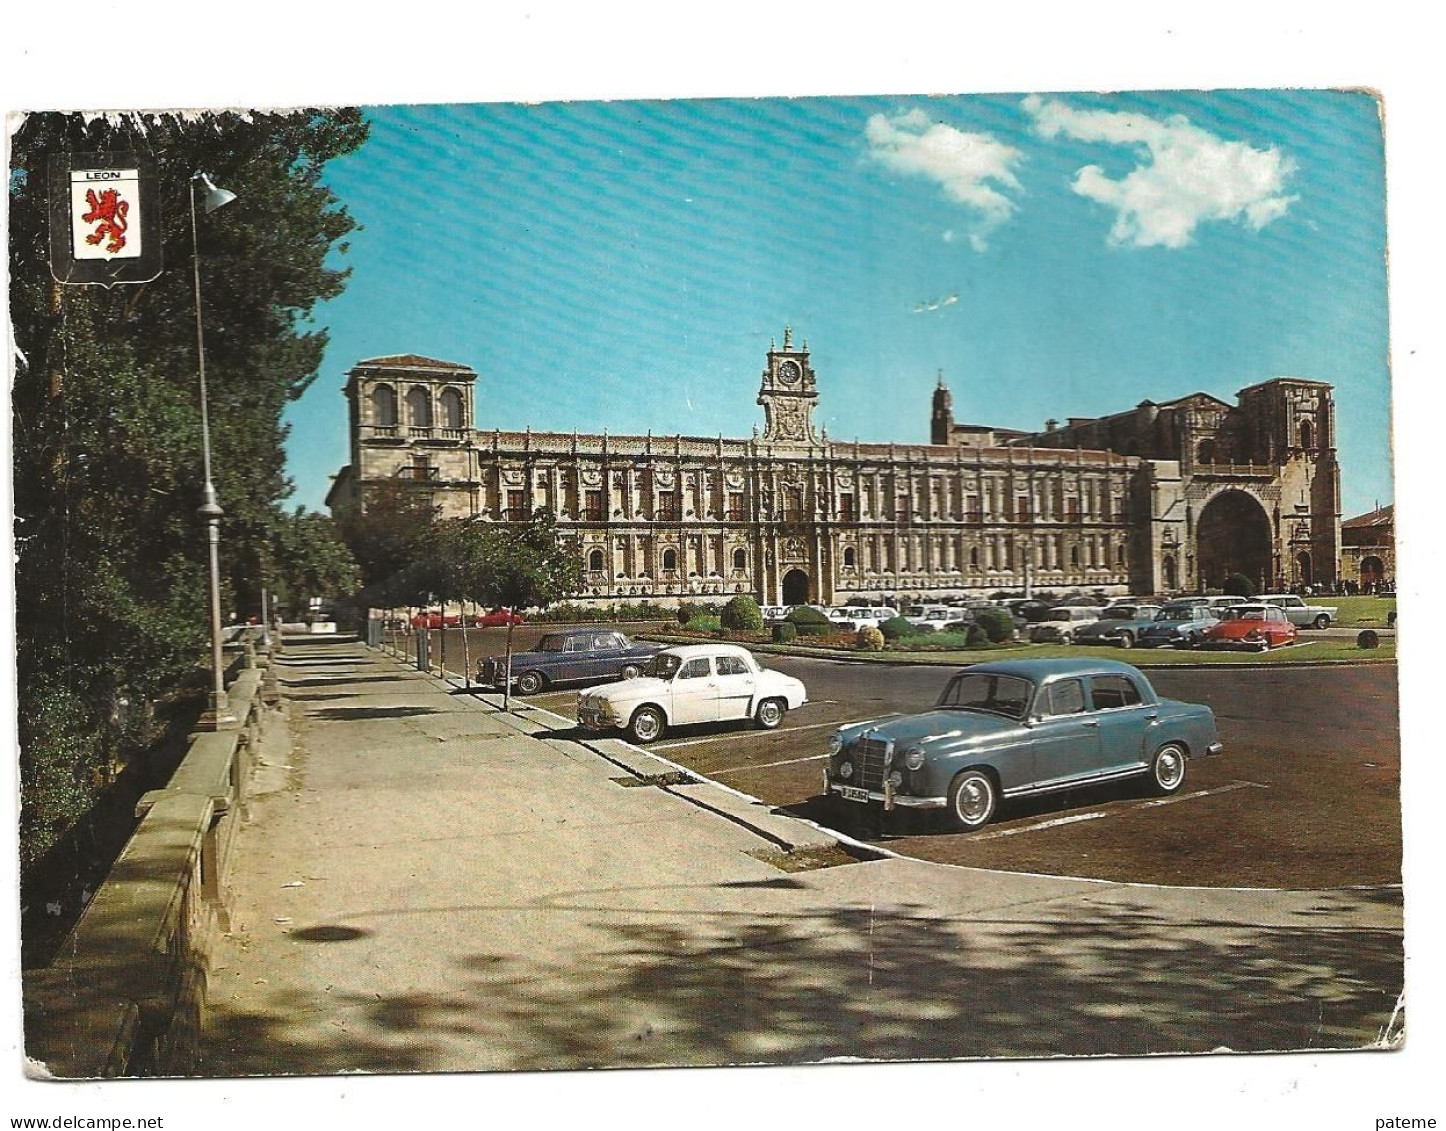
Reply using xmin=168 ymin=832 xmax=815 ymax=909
xmin=199 ymin=638 xmax=1404 ymax=1075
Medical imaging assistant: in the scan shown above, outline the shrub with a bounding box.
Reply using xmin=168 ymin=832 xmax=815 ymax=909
xmin=772 ymin=622 xmax=798 ymax=644
xmin=856 ymin=626 xmax=885 ymax=651
xmin=785 ymin=606 xmax=833 ymax=636
xmin=973 ymin=607 xmax=1015 ymax=643
xmin=967 ymin=624 xmax=989 ymax=647
xmin=1223 ymin=572 xmax=1255 ymax=598
xmin=878 ymin=615 xmax=915 ymax=641
xmin=720 ymin=595 xmax=765 ymax=632
xmin=684 ymin=614 xmax=721 ymax=633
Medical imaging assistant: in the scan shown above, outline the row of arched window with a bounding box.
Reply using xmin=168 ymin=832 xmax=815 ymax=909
xmin=369 ymin=384 xmax=467 ymax=430
xmin=587 ymin=547 xmax=750 ymax=573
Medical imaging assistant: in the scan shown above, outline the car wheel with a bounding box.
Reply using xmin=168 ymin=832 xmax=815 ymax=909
xmin=755 ymin=697 xmax=786 ymax=730
xmin=1313 ymin=614 xmax=1331 ymax=629
xmin=1255 ymin=639 xmax=1270 ymax=653
xmin=945 ymin=769 xmax=997 ymax=832
xmin=628 ymin=705 xmax=666 ymax=744
xmin=1149 ymin=743 xmax=1188 ymax=795
xmin=620 ymin=663 xmax=642 ymax=680
xmin=516 ymin=670 xmax=546 ymax=695
xmin=1117 ymin=631 xmax=1135 ymax=649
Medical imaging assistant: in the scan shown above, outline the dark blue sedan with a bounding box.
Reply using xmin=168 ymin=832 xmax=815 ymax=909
xmin=478 ymin=629 xmax=663 ymax=695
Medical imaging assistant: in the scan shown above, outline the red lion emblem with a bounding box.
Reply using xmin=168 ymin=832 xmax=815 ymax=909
xmin=80 ymin=188 xmax=130 ymax=254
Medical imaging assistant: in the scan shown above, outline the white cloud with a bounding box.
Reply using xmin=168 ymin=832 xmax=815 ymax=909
xmin=865 ymin=109 xmax=1023 ymax=248
xmin=1021 ymin=94 xmax=1297 ymax=249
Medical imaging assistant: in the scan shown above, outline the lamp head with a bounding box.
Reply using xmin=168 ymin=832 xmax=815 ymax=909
xmin=193 ymin=172 xmax=238 ymax=214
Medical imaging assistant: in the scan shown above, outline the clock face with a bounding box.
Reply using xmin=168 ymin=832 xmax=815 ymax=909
xmin=777 ymin=359 xmax=801 ymax=385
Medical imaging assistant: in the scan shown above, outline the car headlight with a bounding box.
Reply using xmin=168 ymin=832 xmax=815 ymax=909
xmin=827 ymin=732 xmax=844 ymax=756
xmin=838 ymin=760 xmax=854 ymax=780
xmin=903 ymin=746 xmax=925 ymax=771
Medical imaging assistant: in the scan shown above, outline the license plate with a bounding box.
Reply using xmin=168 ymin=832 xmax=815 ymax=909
xmin=838 ymin=786 xmax=871 ymax=803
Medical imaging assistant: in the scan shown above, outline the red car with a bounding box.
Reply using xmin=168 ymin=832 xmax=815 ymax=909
xmin=410 ymin=610 xmax=460 ymax=629
xmin=472 ymin=608 xmax=525 ymax=627
xmin=1201 ymin=604 xmax=1297 ymax=651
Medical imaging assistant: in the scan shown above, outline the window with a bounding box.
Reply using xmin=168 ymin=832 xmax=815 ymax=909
xmin=439 ymin=387 xmax=465 ymax=429
xmin=1300 ymin=420 xmax=1313 ymax=449
xmin=1067 ymin=497 xmax=1080 ymax=522
xmin=370 ymin=385 xmax=397 ymax=427
xmin=659 ymin=492 xmax=681 ymax=521
xmin=507 ymin=490 xmax=524 ymax=519
xmin=407 ymin=454 xmax=434 ymax=481
xmin=842 ymin=547 xmax=856 ymax=568
xmin=406 ymin=386 xmax=432 ymax=428
xmin=587 ymin=548 xmax=605 ymax=572
xmin=1016 ymin=497 xmax=1031 ymax=523
xmin=678 ymin=658 xmax=711 ymax=679
xmin=732 ymin=547 xmax=747 ymax=570
xmin=662 ymin=547 xmax=678 ymax=572
xmin=715 ymin=654 xmax=749 ymax=676
xmin=1046 ymin=679 xmax=1087 ymax=716
xmin=727 ymin=492 xmax=745 ymax=521
xmin=838 ymin=494 xmax=856 ymax=521
xmin=1196 ymin=439 xmax=1218 ymax=464
xmin=965 ymin=497 xmax=982 ymax=522
xmin=584 ymin=490 xmax=604 ymax=522
xmin=1091 ymin=675 xmax=1143 ymax=711
xmin=1070 ymin=545 xmax=1080 ymax=567
xmin=592 ymin=634 xmax=623 ymax=650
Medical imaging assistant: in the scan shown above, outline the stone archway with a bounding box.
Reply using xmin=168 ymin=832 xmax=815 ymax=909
xmin=1196 ymin=490 xmax=1273 ymax=591
xmin=1296 ymin=552 xmax=1313 ymax=587
xmin=782 ymin=568 xmax=811 ymax=606
xmin=1360 ymin=555 xmax=1385 ymax=588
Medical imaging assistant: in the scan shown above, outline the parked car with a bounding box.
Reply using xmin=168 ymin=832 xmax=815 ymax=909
xmin=1071 ymin=603 xmax=1163 ymax=648
xmin=577 ymin=643 xmax=808 ymax=743
xmin=822 ymin=658 xmax=1222 ymax=830
xmin=1256 ymin=593 xmax=1338 ymax=629
xmin=1136 ymin=603 xmax=1220 ymax=649
xmin=760 ymin=605 xmax=791 ymax=625
xmin=902 ymin=605 xmax=969 ymax=633
xmin=830 ymin=606 xmax=897 ymax=631
xmin=477 ymin=629 xmax=663 ymax=694
xmin=1201 ymin=603 xmax=1297 ymax=651
xmin=1028 ymin=606 xmax=1101 ymax=644
xmin=472 ymin=608 xmax=525 ymax=628
xmin=410 ymin=609 xmax=460 ymax=629
xmin=1001 ymin=598 xmax=1054 ymax=623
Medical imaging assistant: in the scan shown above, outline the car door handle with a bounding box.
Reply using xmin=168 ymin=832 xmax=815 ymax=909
xmin=1144 ymin=712 xmax=1159 ymax=720
xmin=1081 ymin=720 xmax=1099 ymax=728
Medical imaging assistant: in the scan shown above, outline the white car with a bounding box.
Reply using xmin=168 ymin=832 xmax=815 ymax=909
xmin=1028 ymin=606 xmax=1102 ymax=644
xmin=902 ymin=605 xmax=961 ymax=632
xmin=576 ymin=643 xmax=808 ymax=744
xmin=1257 ymin=593 xmax=1339 ymax=629
xmin=829 ymin=606 xmax=896 ymax=631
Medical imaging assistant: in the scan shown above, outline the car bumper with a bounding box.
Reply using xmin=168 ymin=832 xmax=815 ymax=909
xmin=577 ymin=706 xmax=621 ymax=730
xmin=824 ymin=772 xmax=946 ymax=811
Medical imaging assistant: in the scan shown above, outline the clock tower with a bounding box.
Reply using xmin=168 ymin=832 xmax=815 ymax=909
xmin=757 ymin=326 xmax=820 ymax=444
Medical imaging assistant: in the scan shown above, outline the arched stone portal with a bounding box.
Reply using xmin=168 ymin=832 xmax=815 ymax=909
xmin=782 ymin=569 xmax=811 ymax=606
xmin=1296 ymin=552 xmax=1313 ymax=587
xmin=1360 ymin=555 xmax=1385 ymax=588
xmin=1196 ymin=490 xmax=1273 ymax=591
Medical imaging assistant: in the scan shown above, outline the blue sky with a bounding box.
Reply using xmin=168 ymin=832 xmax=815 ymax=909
xmin=285 ymin=89 xmax=1390 ymax=517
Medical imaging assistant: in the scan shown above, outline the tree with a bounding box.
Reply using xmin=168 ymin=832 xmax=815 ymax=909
xmin=468 ymin=512 xmax=584 ymax=708
xmin=10 ymin=108 xmax=368 ymax=872
xmin=268 ymin=509 xmax=360 ymax=620
xmin=339 ymin=482 xmax=442 ymax=592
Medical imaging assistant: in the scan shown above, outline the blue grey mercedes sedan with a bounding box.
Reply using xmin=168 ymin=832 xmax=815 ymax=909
xmin=823 ymin=658 xmax=1222 ymax=831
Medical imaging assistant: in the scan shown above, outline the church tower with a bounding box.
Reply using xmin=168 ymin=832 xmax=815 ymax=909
xmin=757 ymin=326 xmax=820 ymax=444
xmin=931 ymin=372 xmax=954 ymax=445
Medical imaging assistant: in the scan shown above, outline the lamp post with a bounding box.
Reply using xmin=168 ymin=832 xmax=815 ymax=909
xmin=190 ymin=172 xmax=239 ymax=729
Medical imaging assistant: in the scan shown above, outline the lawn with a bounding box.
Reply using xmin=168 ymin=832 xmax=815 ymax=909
xmin=1325 ymin=595 xmax=1396 ymax=627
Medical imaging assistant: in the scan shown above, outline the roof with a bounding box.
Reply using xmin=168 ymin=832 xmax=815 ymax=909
xmin=958 ymin=657 xmax=1149 ymax=679
xmin=1342 ymin=504 xmax=1394 ymax=530
xmin=657 ymin=643 xmax=753 ymax=659
xmin=352 ymin=354 xmax=477 ymax=372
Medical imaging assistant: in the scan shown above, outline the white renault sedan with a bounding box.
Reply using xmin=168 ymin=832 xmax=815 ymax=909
xmin=576 ymin=643 xmax=807 ymax=744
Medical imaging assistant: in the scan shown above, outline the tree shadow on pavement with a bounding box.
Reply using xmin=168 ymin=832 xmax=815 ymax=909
xmin=198 ymin=884 xmax=1402 ymax=1076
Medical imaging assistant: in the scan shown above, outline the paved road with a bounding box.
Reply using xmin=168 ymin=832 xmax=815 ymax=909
xmin=434 ymin=635 xmax=1399 ymax=888
xmin=199 ymin=637 xmax=1403 ymax=1075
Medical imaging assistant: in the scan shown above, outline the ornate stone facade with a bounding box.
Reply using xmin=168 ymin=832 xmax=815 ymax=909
xmin=327 ymin=336 xmax=1341 ymax=604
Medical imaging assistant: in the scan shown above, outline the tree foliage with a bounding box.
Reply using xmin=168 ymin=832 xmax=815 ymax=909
xmin=10 ymin=108 xmax=368 ymax=870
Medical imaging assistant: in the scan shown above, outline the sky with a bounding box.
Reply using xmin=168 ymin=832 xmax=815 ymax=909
xmin=285 ymin=88 xmax=1391 ymax=517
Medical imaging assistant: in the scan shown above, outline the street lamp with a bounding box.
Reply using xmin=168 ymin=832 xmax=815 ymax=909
xmin=190 ymin=171 xmax=239 ymax=729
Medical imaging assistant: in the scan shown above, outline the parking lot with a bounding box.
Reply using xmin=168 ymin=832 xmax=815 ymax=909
xmin=420 ymin=624 xmax=1400 ymax=890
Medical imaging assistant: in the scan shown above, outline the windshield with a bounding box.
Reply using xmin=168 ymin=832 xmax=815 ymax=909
xmin=936 ymin=672 xmax=1033 ymax=719
xmin=904 ymin=606 xmax=926 ymax=617
xmin=1154 ymin=608 xmax=1194 ymax=623
xmin=536 ymin=634 xmax=568 ymax=652
xmin=646 ymin=653 xmax=683 ymax=678
xmin=1221 ymin=607 xmax=1267 ymax=621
